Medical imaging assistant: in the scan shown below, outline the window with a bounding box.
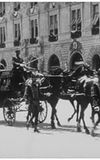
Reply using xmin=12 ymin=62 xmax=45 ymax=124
xmin=0 ymin=26 xmax=6 ymax=48
xmin=49 ymin=14 xmax=58 ymax=42
xmin=0 ymin=2 xmax=5 ymax=17
xmin=49 ymin=2 xmax=56 ymax=9
xmin=92 ymin=3 xmax=99 ymax=35
xmin=71 ymin=8 xmax=81 ymax=39
xmin=14 ymin=2 xmax=20 ymax=11
xmin=30 ymin=2 xmax=37 ymax=8
xmin=30 ymin=19 xmax=38 ymax=44
xmin=14 ymin=23 xmax=21 ymax=46
xmin=30 ymin=2 xmax=38 ymax=14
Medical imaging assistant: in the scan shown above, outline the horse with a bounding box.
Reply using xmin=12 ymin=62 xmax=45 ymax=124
xmin=90 ymin=72 xmax=100 ymax=136
xmin=38 ymin=67 xmax=63 ymax=129
xmin=69 ymin=64 xmax=100 ymax=135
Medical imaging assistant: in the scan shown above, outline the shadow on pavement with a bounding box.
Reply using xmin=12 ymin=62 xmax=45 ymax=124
xmin=39 ymin=123 xmax=77 ymax=133
xmin=0 ymin=119 xmax=100 ymax=138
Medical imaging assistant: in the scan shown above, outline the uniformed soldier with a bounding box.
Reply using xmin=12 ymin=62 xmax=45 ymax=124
xmin=25 ymin=72 xmax=41 ymax=132
xmin=11 ymin=50 xmax=24 ymax=91
xmin=12 ymin=50 xmax=23 ymax=70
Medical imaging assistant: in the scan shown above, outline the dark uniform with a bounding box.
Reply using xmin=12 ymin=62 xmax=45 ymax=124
xmin=12 ymin=50 xmax=23 ymax=69
xmin=12 ymin=50 xmax=24 ymax=91
xmin=25 ymin=75 xmax=40 ymax=132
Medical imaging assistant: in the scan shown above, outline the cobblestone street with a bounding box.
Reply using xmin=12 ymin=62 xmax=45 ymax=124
xmin=0 ymin=99 xmax=100 ymax=158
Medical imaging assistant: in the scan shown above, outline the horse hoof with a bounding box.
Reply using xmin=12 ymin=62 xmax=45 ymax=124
xmin=91 ymin=130 xmax=95 ymax=137
xmin=31 ymin=122 xmax=35 ymax=128
xmin=77 ymin=127 xmax=81 ymax=132
xmin=68 ymin=118 xmax=71 ymax=122
xmin=51 ymin=125 xmax=56 ymax=129
xmin=26 ymin=122 xmax=30 ymax=129
xmin=57 ymin=122 xmax=61 ymax=127
xmin=34 ymin=128 xmax=40 ymax=133
xmin=86 ymin=129 xmax=90 ymax=134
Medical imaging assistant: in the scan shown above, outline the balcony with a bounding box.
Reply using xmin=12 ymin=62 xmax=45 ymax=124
xmin=71 ymin=30 xmax=81 ymax=39
xmin=30 ymin=37 xmax=38 ymax=44
xmin=48 ymin=34 xmax=58 ymax=42
xmin=14 ymin=40 xmax=20 ymax=46
xmin=0 ymin=10 xmax=5 ymax=17
xmin=0 ymin=43 xmax=5 ymax=48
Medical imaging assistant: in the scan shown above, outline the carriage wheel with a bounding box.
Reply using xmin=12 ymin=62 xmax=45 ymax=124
xmin=38 ymin=100 xmax=48 ymax=123
xmin=3 ymin=98 xmax=16 ymax=126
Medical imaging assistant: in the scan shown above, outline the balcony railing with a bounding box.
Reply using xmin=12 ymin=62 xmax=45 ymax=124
xmin=30 ymin=37 xmax=38 ymax=44
xmin=0 ymin=43 xmax=5 ymax=48
xmin=48 ymin=34 xmax=58 ymax=42
xmin=14 ymin=40 xmax=20 ymax=46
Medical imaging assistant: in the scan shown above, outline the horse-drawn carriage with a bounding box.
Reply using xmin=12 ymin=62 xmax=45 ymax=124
xmin=0 ymin=61 xmax=100 ymax=136
xmin=0 ymin=67 xmax=48 ymax=126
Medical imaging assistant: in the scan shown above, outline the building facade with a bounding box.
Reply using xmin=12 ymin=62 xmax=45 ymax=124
xmin=0 ymin=2 xmax=100 ymax=72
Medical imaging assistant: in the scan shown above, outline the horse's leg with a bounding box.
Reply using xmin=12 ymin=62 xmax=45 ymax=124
xmin=26 ymin=110 xmax=31 ymax=129
xmin=55 ymin=112 xmax=61 ymax=127
xmin=67 ymin=100 xmax=77 ymax=122
xmin=29 ymin=112 xmax=35 ymax=128
xmin=77 ymin=104 xmax=82 ymax=132
xmin=51 ymin=106 xmax=56 ymax=129
xmin=82 ymin=111 xmax=90 ymax=134
xmin=34 ymin=108 xmax=40 ymax=133
xmin=68 ymin=100 xmax=79 ymax=122
xmin=91 ymin=112 xmax=100 ymax=136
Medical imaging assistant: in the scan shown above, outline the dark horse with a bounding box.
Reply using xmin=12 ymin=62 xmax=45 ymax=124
xmin=39 ymin=67 xmax=63 ymax=129
xmin=39 ymin=66 xmax=78 ymax=129
xmin=90 ymin=72 xmax=100 ymax=136
xmin=68 ymin=64 xmax=100 ymax=135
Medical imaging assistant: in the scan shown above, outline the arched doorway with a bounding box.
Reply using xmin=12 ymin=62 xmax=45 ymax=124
xmin=48 ymin=54 xmax=60 ymax=71
xmin=92 ymin=54 xmax=100 ymax=71
xmin=70 ymin=52 xmax=83 ymax=71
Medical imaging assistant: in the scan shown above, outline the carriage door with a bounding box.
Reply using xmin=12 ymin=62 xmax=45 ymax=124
xmin=92 ymin=54 xmax=100 ymax=71
xmin=48 ymin=54 xmax=60 ymax=71
xmin=70 ymin=52 xmax=83 ymax=71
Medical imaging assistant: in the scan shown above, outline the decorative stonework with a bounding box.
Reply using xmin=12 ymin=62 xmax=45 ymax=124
xmin=70 ymin=39 xmax=82 ymax=54
xmin=0 ymin=16 xmax=7 ymax=24
xmin=10 ymin=11 xmax=22 ymax=20
xmin=27 ymin=5 xmax=39 ymax=16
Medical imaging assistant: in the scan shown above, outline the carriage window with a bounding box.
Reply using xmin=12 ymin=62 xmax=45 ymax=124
xmin=0 ymin=2 xmax=5 ymax=17
xmin=0 ymin=26 xmax=6 ymax=48
xmin=49 ymin=14 xmax=58 ymax=42
xmin=30 ymin=19 xmax=38 ymax=44
xmin=92 ymin=4 xmax=99 ymax=35
xmin=14 ymin=2 xmax=20 ymax=11
xmin=14 ymin=23 xmax=21 ymax=46
xmin=71 ymin=8 xmax=81 ymax=39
